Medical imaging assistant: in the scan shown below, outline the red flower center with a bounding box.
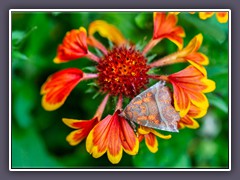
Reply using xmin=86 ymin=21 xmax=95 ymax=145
xmin=97 ymin=46 xmax=150 ymax=97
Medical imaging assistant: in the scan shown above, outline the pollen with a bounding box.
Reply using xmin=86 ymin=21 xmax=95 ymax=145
xmin=97 ymin=46 xmax=150 ymax=97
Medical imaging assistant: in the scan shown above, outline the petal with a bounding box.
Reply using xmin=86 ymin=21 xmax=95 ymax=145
xmin=63 ymin=117 xmax=99 ymax=146
xmin=216 ymin=12 xmax=228 ymax=23
xmin=138 ymin=126 xmax=171 ymax=139
xmin=41 ymin=68 xmax=83 ymax=111
xmin=119 ymin=116 xmax=139 ymax=155
xmin=179 ymin=115 xmax=199 ymax=129
xmin=66 ymin=129 xmax=85 ymax=146
xmin=106 ymin=113 xmax=123 ymax=164
xmin=88 ymin=20 xmax=126 ymax=45
xmin=183 ymin=34 xmax=203 ymax=55
xmin=199 ymin=12 xmax=214 ymax=20
xmin=187 ymin=61 xmax=207 ymax=76
xmin=145 ymin=133 xmax=158 ymax=153
xmin=153 ymin=12 xmax=185 ymax=49
xmin=187 ymin=103 xmax=207 ymax=118
xmin=53 ymin=27 xmax=88 ymax=63
xmin=186 ymin=52 xmax=209 ymax=66
xmin=201 ymin=79 xmax=216 ymax=93
xmin=62 ymin=117 xmax=98 ymax=129
xmin=188 ymin=90 xmax=209 ymax=109
xmin=172 ymin=83 xmax=191 ymax=117
xmin=86 ymin=115 xmax=112 ymax=158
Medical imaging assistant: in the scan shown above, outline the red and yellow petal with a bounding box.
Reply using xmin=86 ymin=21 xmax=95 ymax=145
xmin=88 ymin=20 xmax=127 ymax=46
xmin=199 ymin=12 xmax=214 ymax=20
xmin=153 ymin=12 xmax=185 ymax=49
xmin=216 ymin=12 xmax=228 ymax=23
xmin=145 ymin=133 xmax=158 ymax=153
xmin=62 ymin=117 xmax=98 ymax=146
xmin=178 ymin=115 xmax=199 ymax=129
xmin=119 ymin=116 xmax=139 ymax=155
xmin=138 ymin=126 xmax=171 ymax=153
xmin=41 ymin=68 xmax=83 ymax=111
xmin=53 ymin=27 xmax=88 ymax=63
xmin=187 ymin=103 xmax=207 ymax=119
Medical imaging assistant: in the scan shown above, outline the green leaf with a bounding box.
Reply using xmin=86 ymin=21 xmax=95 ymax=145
xmin=82 ymin=66 xmax=97 ymax=73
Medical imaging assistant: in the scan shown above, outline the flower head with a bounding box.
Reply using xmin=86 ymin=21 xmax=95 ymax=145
xmin=41 ymin=12 xmax=216 ymax=164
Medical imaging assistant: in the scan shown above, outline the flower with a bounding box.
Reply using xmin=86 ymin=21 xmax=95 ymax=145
xmin=41 ymin=12 xmax=216 ymax=164
xmin=199 ymin=12 xmax=228 ymax=23
xmin=137 ymin=126 xmax=171 ymax=153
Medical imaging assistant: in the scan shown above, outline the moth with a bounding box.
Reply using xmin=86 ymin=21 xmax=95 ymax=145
xmin=120 ymin=81 xmax=180 ymax=132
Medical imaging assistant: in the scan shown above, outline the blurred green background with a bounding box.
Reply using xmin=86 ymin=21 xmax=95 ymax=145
xmin=11 ymin=11 xmax=229 ymax=168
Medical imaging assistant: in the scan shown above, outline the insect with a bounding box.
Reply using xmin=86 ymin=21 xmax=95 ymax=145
xmin=120 ymin=81 xmax=180 ymax=132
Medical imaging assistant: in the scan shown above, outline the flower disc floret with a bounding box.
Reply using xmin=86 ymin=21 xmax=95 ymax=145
xmin=97 ymin=46 xmax=150 ymax=97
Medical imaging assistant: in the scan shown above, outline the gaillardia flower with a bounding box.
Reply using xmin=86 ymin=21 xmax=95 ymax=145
xmin=41 ymin=12 xmax=215 ymax=164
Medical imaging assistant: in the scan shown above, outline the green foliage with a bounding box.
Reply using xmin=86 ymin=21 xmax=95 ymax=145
xmin=11 ymin=11 xmax=229 ymax=169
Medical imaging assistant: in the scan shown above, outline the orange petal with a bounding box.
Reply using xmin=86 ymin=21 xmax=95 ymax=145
xmin=172 ymin=83 xmax=191 ymax=117
xmin=153 ymin=12 xmax=185 ymax=49
xmin=145 ymin=133 xmax=158 ymax=153
xmin=41 ymin=68 xmax=83 ymax=111
xmin=179 ymin=115 xmax=199 ymax=129
xmin=88 ymin=20 xmax=127 ymax=46
xmin=187 ymin=103 xmax=207 ymax=119
xmin=62 ymin=117 xmax=98 ymax=146
xmin=53 ymin=27 xmax=88 ymax=63
xmin=183 ymin=34 xmax=203 ymax=55
xmin=216 ymin=12 xmax=228 ymax=23
xmin=199 ymin=12 xmax=214 ymax=20
xmin=119 ymin=116 xmax=139 ymax=155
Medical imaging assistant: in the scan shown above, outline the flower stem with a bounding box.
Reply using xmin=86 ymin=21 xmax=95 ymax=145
xmin=142 ymin=38 xmax=161 ymax=55
xmin=82 ymin=73 xmax=98 ymax=81
xmin=87 ymin=51 xmax=100 ymax=63
xmin=94 ymin=94 xmax=109 ymax=120
xmin=115 ymin=94 xmax=123 ymax=111
xmin=149 ymin=51 xmax=185 ymax=67
xmin=87 ymin=36 xmax=108 ymax=55
xmin=148 ymin=74 xmax=169 ymax=82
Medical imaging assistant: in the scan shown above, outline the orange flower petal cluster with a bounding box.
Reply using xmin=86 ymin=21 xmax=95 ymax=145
xmin=153 ymin=12 xmax=185 ymax=49
xmin=86 ymin=110 xmax=139 ymax=164
xmin=168 ymin=65 xmax=215 ymax=117
xmin=41 ymin=68 xmax=83 ymax=111
xmin=53 ymin=27 xmax=88 ymax=63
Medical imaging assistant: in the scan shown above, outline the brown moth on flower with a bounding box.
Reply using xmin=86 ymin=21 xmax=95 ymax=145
xmin=120 ymin=81 xmax=180 ymax=132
